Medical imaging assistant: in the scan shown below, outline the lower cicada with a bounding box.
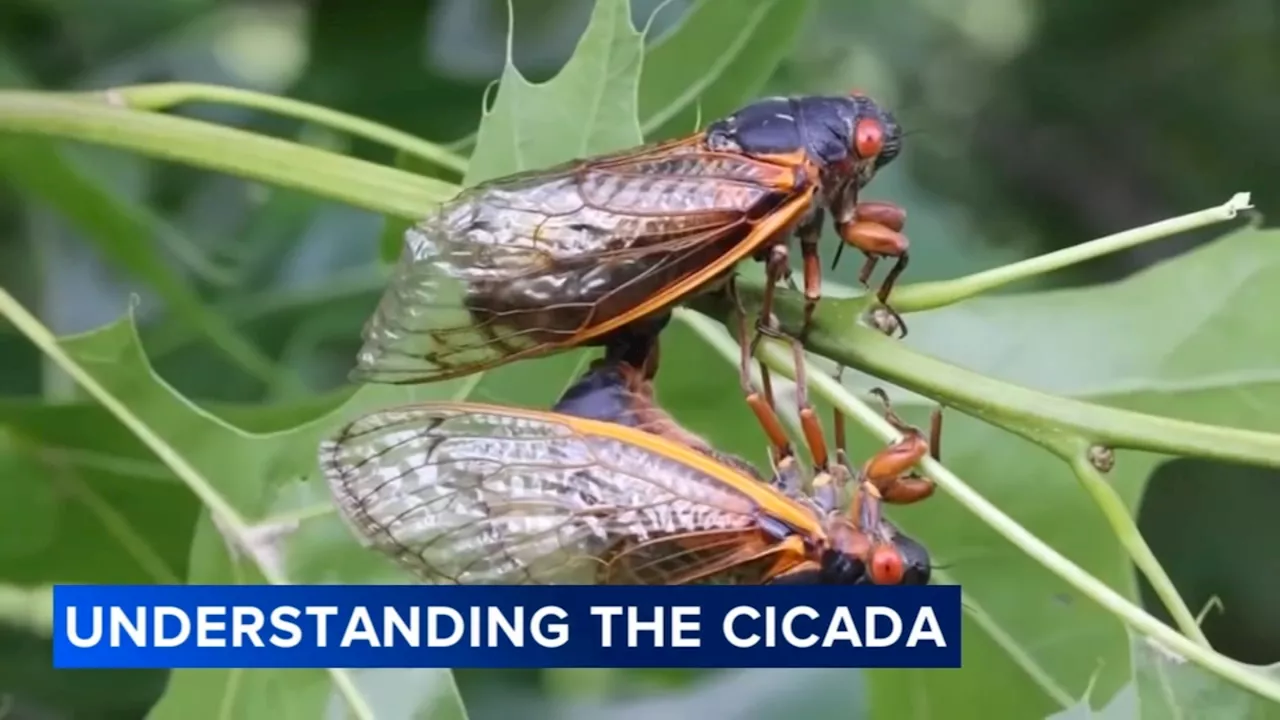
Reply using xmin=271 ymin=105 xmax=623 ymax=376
xmin=320 ymin=336 xmax=940 ymax=586
xmin=352 ymin=93 xmax=912 ymax=386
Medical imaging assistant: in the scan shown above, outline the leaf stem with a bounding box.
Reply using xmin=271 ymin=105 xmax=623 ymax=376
xmin=0 ymin=583 xmax=53 ymax=635
xmin=1066 ymin=454 xmax=1208 ymax=646
xmin=891 ymin=193 xmax=1255 ymax=312
xmin=79 ymin=83 xmax=468 ymax=176
xmin=0 ymin=91 xmax=456 ymax=220
xmin=0 ymin=287 xmax=375 ymax=720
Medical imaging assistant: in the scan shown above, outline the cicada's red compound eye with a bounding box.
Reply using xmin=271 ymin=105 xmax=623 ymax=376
xmin=854 ymin=117 xmax=884 ymax=160
xmin=869 ymin=544 xmax=905 ymax=585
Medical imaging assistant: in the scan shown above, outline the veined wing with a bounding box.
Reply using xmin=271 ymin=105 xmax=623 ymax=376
xmin=351 ymin=142 xmax=813 ymax=384
xmin=319 ymin=403 xmax=820 ymax=585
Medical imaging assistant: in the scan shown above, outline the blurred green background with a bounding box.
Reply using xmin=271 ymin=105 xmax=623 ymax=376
xmin=0 ymin=0 xmax=1277 ymax=718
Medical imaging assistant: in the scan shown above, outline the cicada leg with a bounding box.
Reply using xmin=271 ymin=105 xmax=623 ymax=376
xmin=795 ymin=210 xmax=825 ymax=338
xmin=780 ymin=337 xmax=851 ymax=514
xmin=834 ymin=200 xmax=910 ymax=338
xmin=825 ymin=367 xmax=934 ymax=586
xmin=752 ymin=241 xmax=792 ymax=346
xmin=730 ymin=282 xmax=803 ymax=496
xmin=858 ymin=387 xmax=941 ymax=505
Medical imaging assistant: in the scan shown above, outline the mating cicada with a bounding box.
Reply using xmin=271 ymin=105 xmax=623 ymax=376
xmin=320 ymin=336 xmax=939 ymax=586
xmin=353 ymin=93 xmax=911 ymax=385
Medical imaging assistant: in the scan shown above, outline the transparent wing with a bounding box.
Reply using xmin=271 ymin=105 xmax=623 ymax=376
xmin=351 ymin=143 xmax=803 ymax=384
xmin=319 ymin=403 xmax=772 ymax=585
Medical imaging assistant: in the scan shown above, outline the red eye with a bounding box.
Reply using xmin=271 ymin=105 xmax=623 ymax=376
xmin=854 ymin=118 xmax=884 ymax=159
xmin=869 ymin=545 xmax=904 ymax=585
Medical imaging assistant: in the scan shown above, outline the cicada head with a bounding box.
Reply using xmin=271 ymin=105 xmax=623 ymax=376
xmin=802 ymin=95 xmax=900 ymax=182
xmin=820 ymin=503 xmax=931 ymax=586
xmin=840 ymin=92 xmax=903 ymax=173
xmin=891 ymin=530 xmax=932 ymax=586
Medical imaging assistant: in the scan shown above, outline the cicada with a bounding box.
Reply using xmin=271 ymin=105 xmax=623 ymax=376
xmin=319 ymin=336 xmax=940 ymax=586
xmin=352 ymin=93 xmax=911 ymax=386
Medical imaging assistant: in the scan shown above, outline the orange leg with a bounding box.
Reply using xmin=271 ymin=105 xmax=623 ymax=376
xmin=836 ymin=200 xmax=911 ymax=338
xmin=831 ymin=364 xmax=850 ymax=467
xmin=824 ymin=369 xmax=932 ymax=586
xmin=796 ymin=211 xmax=824 ymax=338
xmin=754 ymin=243 xmax=790 ymax=344
xmin=858 ymin=387 xmax=941 ymax=505
xmin=853 ymin=200 xmax=906 ymax=233
xmin=781 ymin=338 xmax=854 ymax=513
xmin=837 ymin=201 xmax=910 ymax=300
xmin=730 ymin=282 xmax=802 ymax=492
xmin=789 ymin=338 xmax=830 ymax=472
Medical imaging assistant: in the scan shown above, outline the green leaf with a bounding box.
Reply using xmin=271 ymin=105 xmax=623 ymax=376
xmin=1046 ymin=682 xmax=1133 ymax=719
xmin=0 ymin=413 xmax=193 ymax=586
xmin=0 ymin=403 xmax=194 ymax=718
xmin=1129 ymin=634 xmax=1280 ymax=719
xmin=465 ymin=0 xmax=644 ymax=185
xmin=1048 ymin=637 xmax=1280 ymax=719
xmin=639 ymin=0 xmax=815 ymax=139
xmin=543 ymin=668 xmax=872 ymax=720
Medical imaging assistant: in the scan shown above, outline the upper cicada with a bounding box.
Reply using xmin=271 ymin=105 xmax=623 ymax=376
xmin=353 ymin=93 xmax=911 ymax=385
xmin=320 ymin=337 xmax=939 ymax=586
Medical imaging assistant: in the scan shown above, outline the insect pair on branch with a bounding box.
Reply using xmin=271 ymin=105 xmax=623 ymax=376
xmin=321 ymin=93 xmax=946 ymax=586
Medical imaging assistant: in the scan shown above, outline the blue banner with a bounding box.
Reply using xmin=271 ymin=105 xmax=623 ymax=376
xmin=53 ymin=585 xmax=961 ymax=669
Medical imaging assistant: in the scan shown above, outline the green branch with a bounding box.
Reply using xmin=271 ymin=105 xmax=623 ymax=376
xmin=72 ymin=83 xmax=468 ymax=176
xmin=891 ymin=193 xmax=1255 ymax=312
xmin=0 ymin=91 xmax=456 ymax=220
xmin=0 ymin=583 xmax=53 ymax=635
xmin=1065 ymin=454 xmax=1208 ymax=646
xmin=694 ymin=287 xmax=1280 ymax=468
